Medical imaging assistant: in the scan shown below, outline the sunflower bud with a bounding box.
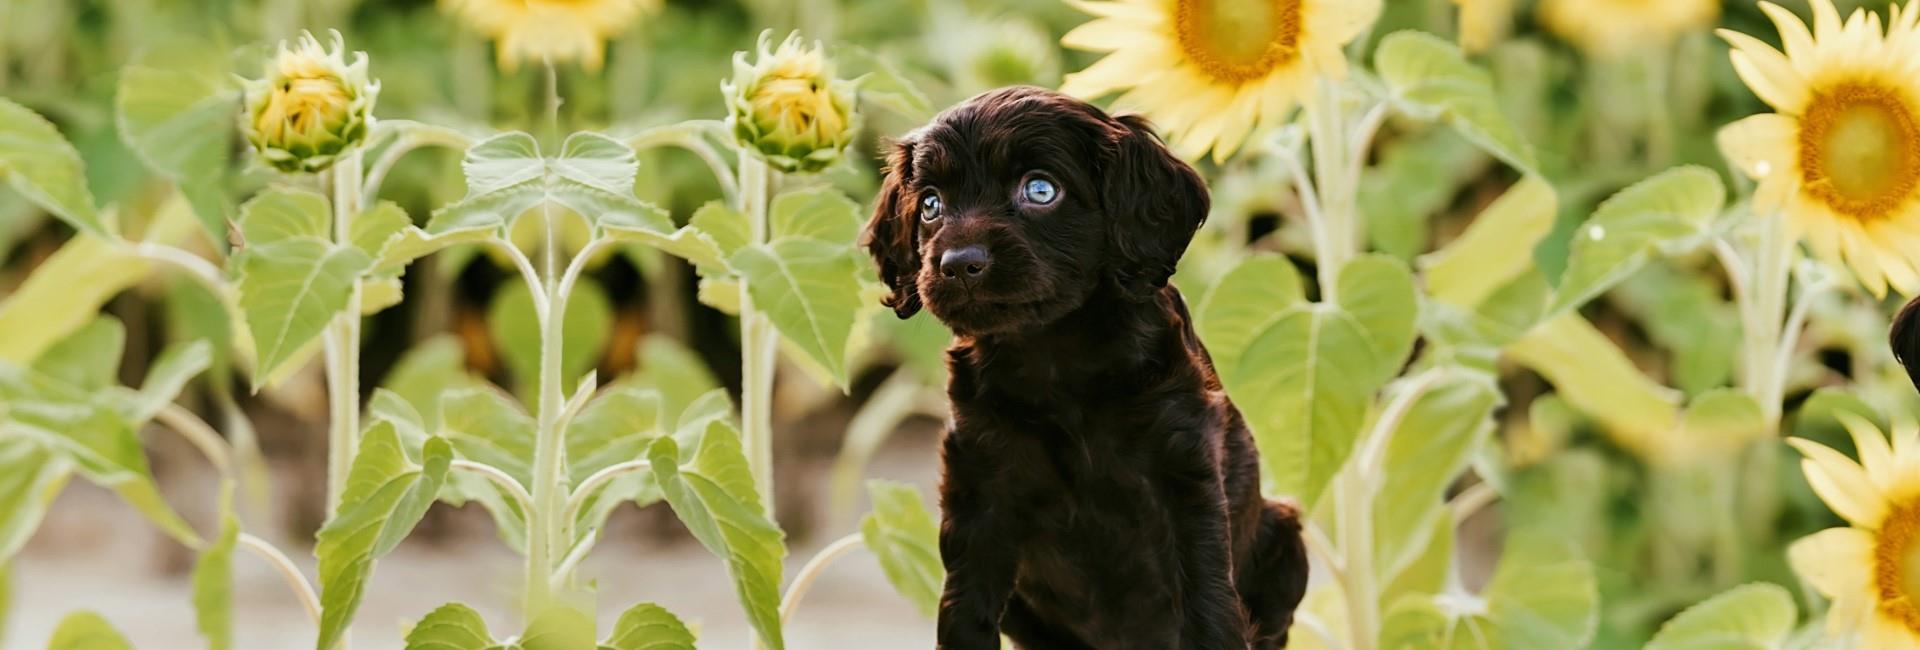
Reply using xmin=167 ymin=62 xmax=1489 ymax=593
xmin=722 ymin=31 xmax=859 ymax=174
xmin=242 ymin=31 xmax=380 ymax=174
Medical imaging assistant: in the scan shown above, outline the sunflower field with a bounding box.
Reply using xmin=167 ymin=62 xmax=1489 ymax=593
xmin=3 ymin=0 xmax=1920 ymax=647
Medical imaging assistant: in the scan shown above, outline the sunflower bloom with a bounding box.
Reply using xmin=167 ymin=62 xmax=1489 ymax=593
xmin=442 ymin=0 xmax=657 ymax=71
xmin=1538 ymin=0 xmax=1719 ymax=57
xmin=1058 ymin=0 xmax=1382 ymax=163
xmin=1788 ymin=415 xmax=1920 ymax=647
xmin=1453 ymin=0 xmax=1516 ymax=54
xmin=1719 ymin=0 xmax=1920 ymax=297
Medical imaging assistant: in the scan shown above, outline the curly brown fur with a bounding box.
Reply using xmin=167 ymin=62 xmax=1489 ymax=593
xmin=861 ymin=86 xmax=1309 ymax=650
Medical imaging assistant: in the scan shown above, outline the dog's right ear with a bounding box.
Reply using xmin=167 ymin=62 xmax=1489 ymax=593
xmin=862 ymin=136 xmax=923 ymax=319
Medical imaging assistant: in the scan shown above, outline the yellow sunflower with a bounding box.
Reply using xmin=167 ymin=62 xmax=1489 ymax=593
xmin=1788 ymin=415 xmax=1920 ymax=647
xmin=442 ymin=0 xmax=657 ymax=71
xmin=1538 ymin=0 xmax=1719 ymax=57
xmin=1719 ymin=0 xmax=1920 ymax=297
xmin=1058 ymin=0 xmax=1382 ymax=163
xmin=1453 ymin=0 xmax=1516 ymax=54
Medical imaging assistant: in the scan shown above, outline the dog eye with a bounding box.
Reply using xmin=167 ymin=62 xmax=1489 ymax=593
xmin=920 ymin=194 xmax=942 ymax=222
xmin=1022 ymin=177 xmax=1059 ymax=205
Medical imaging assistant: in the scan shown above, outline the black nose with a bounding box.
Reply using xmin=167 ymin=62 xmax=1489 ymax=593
xmin=939 ymin=246 xmax=991 ymax=282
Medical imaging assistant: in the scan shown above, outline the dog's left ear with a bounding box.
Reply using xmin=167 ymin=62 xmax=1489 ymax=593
xmin=861 ymin=136 xmax=924 ymax=319
xmin=1101 ymin=114 xmax=1209 ymax=297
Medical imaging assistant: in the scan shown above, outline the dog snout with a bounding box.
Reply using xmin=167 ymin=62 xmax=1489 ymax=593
xmin=939 ymin=246 xmax=992 ymax=283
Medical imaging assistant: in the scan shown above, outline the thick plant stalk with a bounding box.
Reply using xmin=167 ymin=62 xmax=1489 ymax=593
xmin=1306 ymin=81 xmax=1359 ymax=300
xmin=523 ymin=58 xmax=569 ymax=618
xmin=737 ymin=154 xmax=779 ymax=517
xmin=322 ymin=151 xmax=365 ymax=514
xmin=524 ymin=263 xmax=567 ymax=615
xmin=1741 ymin=210 xmax=1794 ymax=428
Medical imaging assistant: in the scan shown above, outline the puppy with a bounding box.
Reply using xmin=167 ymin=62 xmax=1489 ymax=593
xmin=862 ymin=86 xmax=1309 ymax=649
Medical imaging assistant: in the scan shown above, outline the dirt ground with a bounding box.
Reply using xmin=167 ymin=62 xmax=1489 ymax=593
xmin=4 ymin=432 xmax=943 ymax=649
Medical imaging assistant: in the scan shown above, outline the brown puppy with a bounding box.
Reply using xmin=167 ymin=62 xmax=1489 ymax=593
xmin=862 ymin=86 xmax=1309 ymax=649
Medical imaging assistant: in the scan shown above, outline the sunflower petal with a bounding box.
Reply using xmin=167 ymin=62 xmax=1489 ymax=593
xmin=1760 ymin=2 xmax=1818 ymax=65
xmin=1716 ymin=113 xmax=1795 ymax=181
xmin=1061 ymin=18 xmax=1147 ymax=52
xmin=1837 ymin=413 xmax=1897 ymax=489
xmin=1790 ymin=527 xmax=1876 ymax=637
xmin=1720 ymin=31 xmax=1810 ymax=110
xmin=1790 ymin=437 xmax=1890 ymax=527
xmin=1062 ymin=0 xmax=1161 ymax=24
xmin=1059 ymin=48 xmax=1157 ymax=99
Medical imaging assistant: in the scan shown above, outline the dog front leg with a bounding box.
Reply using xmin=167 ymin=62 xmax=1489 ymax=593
xmin=936 ymin=436 xmax=1018 ymax=649
xmin=1172 ymin=469 xmax=1251 ymax=648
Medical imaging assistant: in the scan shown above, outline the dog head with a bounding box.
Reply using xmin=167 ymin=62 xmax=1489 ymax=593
xmin=861 ymin=86 xmax=1209 ymax=336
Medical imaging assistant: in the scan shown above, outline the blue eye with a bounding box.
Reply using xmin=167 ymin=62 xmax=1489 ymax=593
xmin=920 ymin=194 xmax=942 ymax=221
xmin=1022 ymin=177 xmax=1059 ymax=205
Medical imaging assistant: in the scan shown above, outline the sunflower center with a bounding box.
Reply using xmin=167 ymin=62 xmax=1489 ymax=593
xmin=1874 ymin=496 xmax=1920 ymax=632
xmin=1174 ymin=0 xmax=1303 ymax=85
xmin=1798 ymin=81 xmax=1920 ymax=220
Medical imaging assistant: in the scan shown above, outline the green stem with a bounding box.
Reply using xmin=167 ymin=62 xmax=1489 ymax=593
xmin=524 ymin=58 xmax=568 ymax=619
xmin=1336 ymin=468 xmax=1378 ymax=650
xmin=1338 ymin=369 xmax=1444 ymax=650
xmin=737 ymin=155 xmax=778 ymax=517
xmin=1741 ymin=210 xmax=1793 ymax=429
xmin=1306 ymin=80 xmax=1359 ymax=301
xmin=322 ymin=151 xmax=364 ymax=515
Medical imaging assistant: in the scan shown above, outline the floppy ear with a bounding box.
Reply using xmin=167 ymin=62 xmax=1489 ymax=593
xmin=861 ymin=137 xmax=924 ymax=318
xmin=1101 ymin=114 xmax=1209 ymax=297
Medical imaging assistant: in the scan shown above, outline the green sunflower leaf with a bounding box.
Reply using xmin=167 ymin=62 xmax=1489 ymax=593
xmin=314 ymin=425 xmax=453 ymax=650
xmin=0 ymin=437 xmax=69 ymax=563
xmin=1375 ymin=30 xmax=1537 ymax=173
xmin=0 ymin=98 xmax=105 ymax=237
xmin=861 ymin=480 xmax=943 ymax=619
xmin=648 ymin=420 xmax=787 ymax=650
xmin=600 ymin=602 xmax=697 ymax=650
xmin=1549 ymin=166 xmax=1725 ymax=315
xmin=45 ymin=612 xmax=133 ymax=650
xmin=731 ymin=237 xmax=865 ymax=390
xmin=116 ymin=54 xmax=238 ymax=244
xmin=403 ymin=602 xmax=498 ymax=650
xmin=191 ymin=483 xmax=240 ymax=650
xmin=234 ymin=238 xmax=372 ymax=388
xmin=1644 ymin=583 xmax=1796 ymax=650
